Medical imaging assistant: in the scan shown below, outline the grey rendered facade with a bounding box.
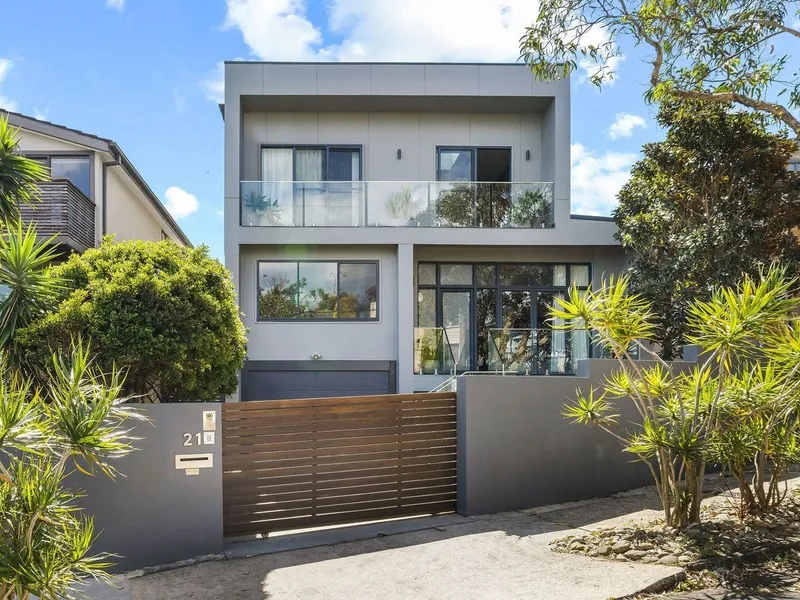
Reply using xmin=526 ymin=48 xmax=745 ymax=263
xmin=223 ymin=62 xmax=626 ymax=401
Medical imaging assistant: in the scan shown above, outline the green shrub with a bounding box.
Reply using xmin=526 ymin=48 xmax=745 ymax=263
xmin=18 ymin=238 xmax=247 ymax=402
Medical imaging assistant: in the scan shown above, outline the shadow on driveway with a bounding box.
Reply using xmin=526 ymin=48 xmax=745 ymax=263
xmin=127 ymin=509 xmax=680 ymax=600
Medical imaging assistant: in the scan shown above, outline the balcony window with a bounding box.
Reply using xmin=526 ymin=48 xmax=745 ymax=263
xmin=25 ymin=154 xmax=91 ymax=198
xmin=257 ymin=260 xmax=378 ymax=321
xmin=248 ymin=146 xmax=362 ymax=227
xmin=50 ymin=157 xmax=91 ymax=197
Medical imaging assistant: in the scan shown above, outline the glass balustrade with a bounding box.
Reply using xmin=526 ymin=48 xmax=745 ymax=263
xmin=413 ymin=327 xmax=457 ymax=375
xmin=487 ymin=328 xmax=591 ymax=375
xmin=240 ymin=181 xmax=555 ymax=228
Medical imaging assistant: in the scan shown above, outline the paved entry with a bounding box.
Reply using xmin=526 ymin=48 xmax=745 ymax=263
xmin=221 ymin=392 xmax=457 ymax=537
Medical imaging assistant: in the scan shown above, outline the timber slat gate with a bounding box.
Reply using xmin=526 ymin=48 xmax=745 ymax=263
xmin=221 ymin=392 xmax=457 ymax=537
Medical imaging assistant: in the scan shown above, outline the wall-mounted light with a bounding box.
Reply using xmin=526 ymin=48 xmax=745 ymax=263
xmin=310 ymin=352 xmax=323 ymax=360
xmin=525 ymin=150 xmax=531 ymax=161
xmin=397 ymin=149 xmax=402 ymax=160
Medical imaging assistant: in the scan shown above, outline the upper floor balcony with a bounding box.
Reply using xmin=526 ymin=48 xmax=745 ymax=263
xmin=240 ymin=180 xmax=555 ymax=229
xmin=20 ymin=179 xmax=96 ymax=253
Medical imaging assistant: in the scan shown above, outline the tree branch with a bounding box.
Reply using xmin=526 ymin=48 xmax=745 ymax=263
xmin=669 ymin=88 xmax=800 ymax=137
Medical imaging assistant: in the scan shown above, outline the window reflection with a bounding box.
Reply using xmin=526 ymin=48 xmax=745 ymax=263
xmin=258 ymin=261 xmax=378 ymax=321
xmin=51 ymin=157 xmax=91 ymax=197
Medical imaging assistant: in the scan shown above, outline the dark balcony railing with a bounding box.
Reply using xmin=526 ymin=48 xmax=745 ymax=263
xmin=240 ymin=181 xmax=555 ymax=228
xmin=19 ymin=179 xmax=96 ymax=252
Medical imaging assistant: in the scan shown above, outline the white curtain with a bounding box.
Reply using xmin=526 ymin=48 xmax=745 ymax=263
xmin=295 ymin=149 xmax=325 ymax=225
xmin=350 ymin=151 xmax=361 ymax=226
xmin=570 ymin=290 xmax=590 ymax=373
xmin=554 ymin=265 xmax=567 ymax=286
xmin=261 ymin=149 xmax=293 ymax=225
xmin=549 ymin=293 xmax=567 ymax=373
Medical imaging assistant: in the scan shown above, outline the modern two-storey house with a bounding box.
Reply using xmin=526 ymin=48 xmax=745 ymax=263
xmin=223 ymin=62 xmax=626 ymax=401
xmin=2 ymin=110 xmax=191 ymax=252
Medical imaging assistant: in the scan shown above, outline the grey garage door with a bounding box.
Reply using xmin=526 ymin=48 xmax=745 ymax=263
xmin=241 ymin=360 xmax=396 ymax=401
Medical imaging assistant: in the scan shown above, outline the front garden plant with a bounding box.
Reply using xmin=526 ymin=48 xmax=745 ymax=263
xmin=555 ymin=266 xmax=800 ymax=528
xmin=0 ymin=343 xmax=143 ymax=600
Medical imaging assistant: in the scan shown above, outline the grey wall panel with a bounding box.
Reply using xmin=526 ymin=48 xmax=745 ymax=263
xmin=69 ymin=404 xmax=223 ymax=572
xmin=456 ymin=360 xmax=693 ymax=515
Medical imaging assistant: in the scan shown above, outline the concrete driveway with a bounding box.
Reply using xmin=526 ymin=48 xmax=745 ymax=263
xmin=86 ymin=487 xmax=682 ymax=600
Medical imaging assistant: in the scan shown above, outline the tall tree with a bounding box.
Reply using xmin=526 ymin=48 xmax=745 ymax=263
xmin=520 ymin=0 xmax=800 ymax=136
xmin=0 ymin=116 xmax=47 ymax=222
xmin=613 ymin=101 xmax=800 ymax=358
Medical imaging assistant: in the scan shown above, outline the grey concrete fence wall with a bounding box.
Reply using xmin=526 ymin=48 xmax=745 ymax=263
xmin=456 ymin=358 xmax=695 ymax=516
xmin=69 ymin=404 xmax=224 ymax=573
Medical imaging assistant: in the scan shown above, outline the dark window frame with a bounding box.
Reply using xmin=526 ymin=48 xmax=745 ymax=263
xmin=256 ymin=259 xmax=380 ymax=322
xmin=258 ymin=145 xmax=364 ymax=183
xmin=416 ymin=261 xmax=592 ymax=372
xmin=23 ymin=152 xmax=93 ymax=198
xmin=435 ymin=146 xmax=514 ymax=182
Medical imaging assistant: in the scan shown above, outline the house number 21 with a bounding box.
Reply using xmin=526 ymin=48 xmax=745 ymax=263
xmin=183 ymin=431 xmax=215 ymax=446
xmin=183 ymin=432 xmax=202 ymax=446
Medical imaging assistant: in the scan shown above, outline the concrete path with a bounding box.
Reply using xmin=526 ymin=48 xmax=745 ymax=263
xmin=86 ymin=488 xmax=683 ymax=600
xmin=669 ymin=591 xmax=800 ymax=599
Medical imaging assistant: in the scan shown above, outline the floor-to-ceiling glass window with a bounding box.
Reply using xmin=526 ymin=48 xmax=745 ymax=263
xmin=415 ymin=262 xmax=592 ymax=375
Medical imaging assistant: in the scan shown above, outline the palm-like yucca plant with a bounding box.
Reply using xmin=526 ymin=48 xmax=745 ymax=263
xmin=553 ymin=266 xmax=800 ymax=527
xmin=0 ymin=221 xmax=63 ymax=352
xmin=0 ymin=116 xmax=48 ymax=224
xmin=0 ymin=341 xmax=143 ymax=600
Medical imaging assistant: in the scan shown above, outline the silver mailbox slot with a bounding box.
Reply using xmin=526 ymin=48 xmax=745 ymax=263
xmin=175 ymin=453 xmax=214 ymax=470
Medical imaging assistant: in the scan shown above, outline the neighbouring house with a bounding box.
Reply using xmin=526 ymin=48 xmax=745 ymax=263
xmin=2 ymin=110 xmax=191 ymax=253
xmin=222 ymin=62 xmax=627 ymax=401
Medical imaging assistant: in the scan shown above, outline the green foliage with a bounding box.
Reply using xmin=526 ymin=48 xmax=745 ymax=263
xmin=0 ymin=117 xmax=48 ymax=224
xmin=0 ymin=343 xmax=143 ymax=600
xmin=0 ymin=221 xmax=63 ymax=354
xmin=556 ymin=266 xmax=800 ymax=527
xmin=510 ymin=188 xmax=552 ymax=228
xmin=17 ymin=238 xmax=247 ymax=403
xmin=435 ymin=183 xmax=554 ymax=228
xmin=613 ymin=102 xmax=800 ymax=359
xmin=386 ymin=186 xmax=417 ymax=221
xmin=242 ymin=189 xmax=283 ymax=225
xmin=520 ymin=0 xmax=800 ymax=135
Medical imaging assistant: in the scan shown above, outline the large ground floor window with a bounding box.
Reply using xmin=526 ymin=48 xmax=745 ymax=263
xmin=415 ymin=262 xmax=591 ymax=375
xmin=257 ymin=260 xmax=378 ymax=321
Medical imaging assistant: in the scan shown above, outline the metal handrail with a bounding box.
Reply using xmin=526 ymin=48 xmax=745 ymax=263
xmin=428 ymin=370 xmax=517 ymax=393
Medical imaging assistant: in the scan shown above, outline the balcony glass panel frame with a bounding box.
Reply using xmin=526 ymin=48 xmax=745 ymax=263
xmin=239 ymin=181 xmax=555 ymax=229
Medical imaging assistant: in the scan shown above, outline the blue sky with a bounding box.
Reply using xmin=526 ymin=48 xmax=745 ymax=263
xmin=0 ymin=0 xmax=669 ymax=260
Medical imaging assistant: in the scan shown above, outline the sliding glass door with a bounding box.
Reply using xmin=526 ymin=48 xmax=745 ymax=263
xmin=442 ymin=291 xmax=472 ymax=374
xmin=259 ymin=146 xmax=361 ymax=226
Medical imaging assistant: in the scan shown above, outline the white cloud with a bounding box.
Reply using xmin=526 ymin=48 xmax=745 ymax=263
xmin=608 ymin=112 xmax=646 ymax=139
xmin=33 ymin=108 xmax=49 ymax=121
xmin=202 ymin=62 xmax=225 ymax=104
xmin=571 ymin=143 xmax=637 ymax=215
xmin=0 ymin=58 xmax=18 ymax=112
xmin=105 ymin=0 xmax=124 ymax=10
xmin=224 ymin=0 xmax=322 ymax=61
xmin=163 ymin=186 xmax=199 ymax=219
xmin=219 ymin=0 xmax=619 ymax=74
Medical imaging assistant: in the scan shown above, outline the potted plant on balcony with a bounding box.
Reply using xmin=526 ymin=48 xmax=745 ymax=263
xmin=510 ymin=188 xmax=551 ymax=228
xmin=418 ymin=329 xmax=443 ymax=374
xmin=243 ymin=189 xmax=283 ymax=226
xmin=386 ymin=186 xmax=417 ymax=226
